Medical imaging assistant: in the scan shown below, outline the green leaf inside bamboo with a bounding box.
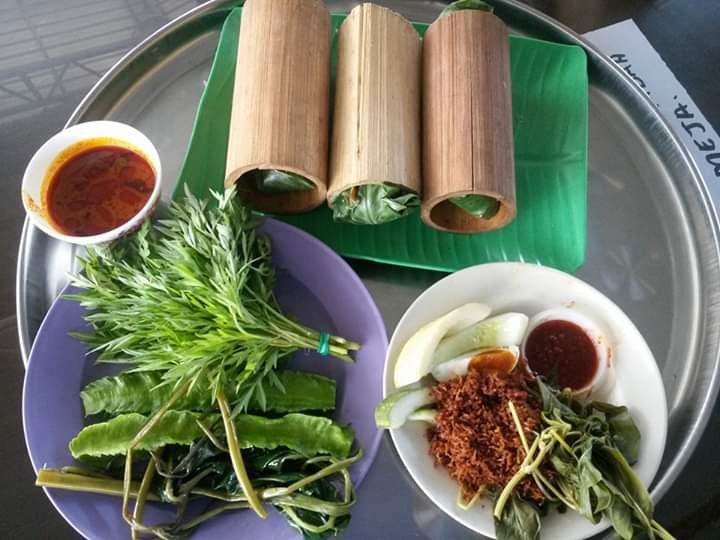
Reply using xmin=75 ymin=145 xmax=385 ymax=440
xmin=440 ymin=0 xmax=494 ymax=17
xmin=448 ymin=194 xmax=501 ymax=219
xmin=331 ymin=184 xmax=419 ymax=225
xmin=244 ymin=169 xmax=315 ymax=193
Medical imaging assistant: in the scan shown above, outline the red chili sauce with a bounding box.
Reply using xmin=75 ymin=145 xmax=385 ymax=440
xmin=524 ymin=319 xmax=598 ymax=390
xmin=45 ymin=144 xmax=155 ymax=236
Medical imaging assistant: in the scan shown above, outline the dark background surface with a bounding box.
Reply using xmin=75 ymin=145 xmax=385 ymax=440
xmin=1 ymin=0 xmax=719 ymax=538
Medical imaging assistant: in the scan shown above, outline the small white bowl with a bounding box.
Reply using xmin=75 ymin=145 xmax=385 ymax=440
xmin=522 ymin=307 xmax=612 ymax=398
xmin=21 ymin=120 xmax=162 ymax=245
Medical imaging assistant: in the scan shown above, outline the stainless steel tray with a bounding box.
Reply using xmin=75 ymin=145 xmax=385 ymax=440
xmin=16 ymin=1 xmax=720 ymax=538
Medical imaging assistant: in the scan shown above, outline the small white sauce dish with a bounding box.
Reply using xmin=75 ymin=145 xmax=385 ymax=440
xmin=21 ymin=120 xmax=162 ymax=246
xmin=522 ymin=307 xmax=613 ymax=398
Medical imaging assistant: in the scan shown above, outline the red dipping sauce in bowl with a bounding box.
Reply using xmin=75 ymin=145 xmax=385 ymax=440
xmin=22 ymin=120 xmax=162 ymax=246
xmin=524 ymin=319 xmax=599 ymax=391
xmin=44 ymin=142 xmax=156 ymax=237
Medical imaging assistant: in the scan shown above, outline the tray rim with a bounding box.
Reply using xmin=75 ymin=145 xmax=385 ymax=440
xmin=15 ymin=0 xmax=720 ymax=520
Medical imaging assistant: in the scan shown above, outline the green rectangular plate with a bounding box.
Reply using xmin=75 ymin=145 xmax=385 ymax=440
xmin=176 ymin=7 xmax=588 ymax=273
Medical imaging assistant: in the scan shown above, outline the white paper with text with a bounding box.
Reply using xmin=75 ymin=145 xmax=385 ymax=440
xmin=584 ymin=19 xmax=720 ymax=209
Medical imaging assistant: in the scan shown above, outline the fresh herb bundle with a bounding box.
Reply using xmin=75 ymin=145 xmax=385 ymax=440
xmin=62 ymin=187 xmax=359 ymax=534
xmin=70 ymin=188 xmax=357 ymax=408
xmin=494 ymin=380 xmax=673 ymax=540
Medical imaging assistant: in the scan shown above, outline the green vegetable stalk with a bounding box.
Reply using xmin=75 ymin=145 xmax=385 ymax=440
xmin=37 ymin=448 xmax=363 ymax=539
xmin=331 ymin=184 xmax=419 ymax=225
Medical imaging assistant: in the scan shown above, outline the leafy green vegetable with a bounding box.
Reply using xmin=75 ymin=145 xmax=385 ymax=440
xmin=81 ymin=370 xmax=336 ymax=417
xmin=39 ymin=445 xmax=362 ymax=540
xmin=69 ymin=411 xmax=204 ymax=459
xmin=69 ymin=188 xmax=357 ymax=409
xmin=592 ymin=402 xmax=641 ymax=463
xmin=607 ymin=497 xmax=634 ymax=540
xmin=575 ymin=441 xmax=613 ymax=522
xmin=449 ymin=194 xmax=501 ymax=219
xmin=331 ymin=184 xmax=419 ymax=225
xmin=244 ymin=169 xmax=315 ymax=193
xmin=431 ymin=312 xmax=528 ymax=365
xmin=69 ymin=412 xmax=354 ymax=461
xmin=495 ymin=379 xmax=674 ymax=540
xmin=440 ymin=0 xmax=494 ymax=17
xmin=493 ymin=493 xmax=541 ymax=540
xmin=234 ymin=414 xmax=354 ymax=459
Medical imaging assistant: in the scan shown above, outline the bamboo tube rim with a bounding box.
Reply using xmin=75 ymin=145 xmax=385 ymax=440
xmin=423 ymin=190 xmax=516 ymax=233
xmin=227 ymin=163 xmax=327 ymax=214
xmin=421 ymin=9 xmax=516 ymax=233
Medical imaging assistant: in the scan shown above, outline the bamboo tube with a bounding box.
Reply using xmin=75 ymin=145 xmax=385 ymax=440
xmin=328 ymin=4 xmax=422 ymax=215
xmin=224 ymin=0 xmax=330 ymax=213
xmin=421 ymin=10 xmax=516 ymax=233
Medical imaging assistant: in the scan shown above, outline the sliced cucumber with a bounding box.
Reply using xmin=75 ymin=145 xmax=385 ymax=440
xmin=393 ymin=303 xmax=491 ymax=387
xmin=432 ymin=313 xmax=528 ymax=367
xmin=375 ymin=387 xmax=434 ymax=429
xmin=407 ymin=407 xmax=438 ymax=424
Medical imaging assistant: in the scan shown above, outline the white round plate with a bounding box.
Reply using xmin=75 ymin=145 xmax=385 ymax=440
xmin=383 ymin=263 xmax=668 ymax=540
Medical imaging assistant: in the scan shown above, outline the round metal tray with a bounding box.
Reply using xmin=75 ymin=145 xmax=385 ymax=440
xmin=16 ymin=1 xmax=720 ymax=538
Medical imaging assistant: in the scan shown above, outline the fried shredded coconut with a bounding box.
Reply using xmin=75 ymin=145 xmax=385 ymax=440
xmin=428 ymin=366 xmax=546 ymax=503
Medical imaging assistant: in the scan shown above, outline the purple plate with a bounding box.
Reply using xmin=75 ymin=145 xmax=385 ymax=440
xmin=22 ymin=218 xmax=387 ymax=540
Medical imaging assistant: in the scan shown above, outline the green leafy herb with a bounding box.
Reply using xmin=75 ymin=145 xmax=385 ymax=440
xmin=81 ymin=370 xmax=337 ymax=417
xmin=440 ymin=0 xmax=494 ymax=17
xmin=69 ymin=187 xmax=357 ymax=408
xmin=493 ymin=493 xmax=541 ymax=540
xmin=331 ymin=184 xmax=419 ymax=225
xmin=495 ymin=380 xmax=674 ymax=540
xmin=592 ymin=402 xmax=641 ymax=463
xmin=449 ymin=194 xmax=501 ymax=219
xmin=245 ymin=169 xmax=315 ymax=193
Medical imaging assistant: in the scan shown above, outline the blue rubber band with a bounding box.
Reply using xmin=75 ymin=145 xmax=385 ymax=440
xmin=317 ymin=332 xmax=330 ymax=356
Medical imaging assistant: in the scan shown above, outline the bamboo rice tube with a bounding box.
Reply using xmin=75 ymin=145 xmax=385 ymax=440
xmin=328 ymin=3 xmax=422 ymax=225
xmin=421 ymin=4 xmax=516 ymax=233
xmin=224 ymin=0 xmax=330 ymax=214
